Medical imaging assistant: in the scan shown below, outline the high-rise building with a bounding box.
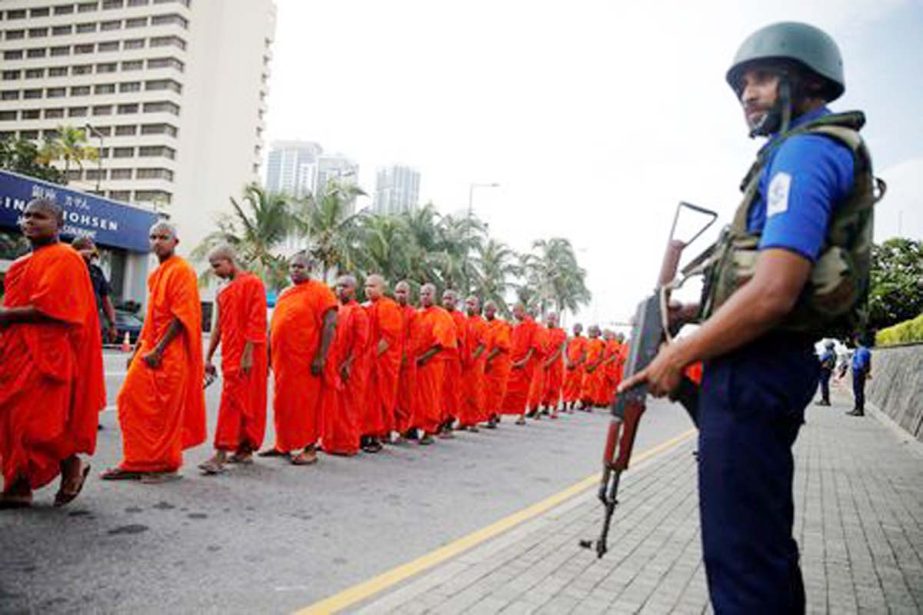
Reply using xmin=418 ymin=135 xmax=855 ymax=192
xmin=265 ymin=139 xmax=322 ymax=197
xmin=373 ymin=164 xmax=419 ymax=215
xmin=0 ymin=0 xmax=276 ymax=251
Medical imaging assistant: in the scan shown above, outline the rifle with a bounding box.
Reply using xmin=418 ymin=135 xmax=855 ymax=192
xmin=579 ymin=201 xmax=717 ymax=558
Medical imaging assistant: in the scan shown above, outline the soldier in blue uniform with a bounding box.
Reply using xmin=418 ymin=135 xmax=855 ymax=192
xmin=816 ymin=340 xmax=836 ymax=406
xmin=620 ymin=22 xmax=880 ymax=613
xmin=848 ymin=336 xmax=872 ymax=416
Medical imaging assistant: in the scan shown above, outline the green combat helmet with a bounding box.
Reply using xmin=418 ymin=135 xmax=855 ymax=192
xmin=726 ymin=22 xmax=845 ymax=136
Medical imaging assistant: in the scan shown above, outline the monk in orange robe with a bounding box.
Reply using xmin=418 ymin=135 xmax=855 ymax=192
xmin=541 ymin=312 xmax=567 ymax=418
xmin=600 ymin=330 xmax=622 ymax=406
xmin=103 ymin=221 xmax=206 ymax=482
xmin=562 ymin=323 xmax=587 ymax=412
xmin=394 ymin=280 xmax=417 ymax=438
xmin=440 ymin=289 xmax=467 ymax=436
xmin=411 ymin=283 xmax=456 ymax=444
xmin=500 ymin=303 xmax=540 ymax=425
xmin=526 ymin=312 xmax=548 ymax=419
xmin=459 ymin=295 xmax=488 ymax=430
xmin=199 ymin=245 xmax=268 ymax=475
xmin=361 ymin=274 xmax=402 ymax=452
xmin=580 ymin=325 xmax=607 ymax=410
xmin=263 ymin=252 xmax=337 ymax=465
xmin=483 ymin=301 xmax=511 ymax=429
xmin=321 ymin=275 xmax=369 ymax=457
xmin=0 ymin=198 xmax=104 ymax=508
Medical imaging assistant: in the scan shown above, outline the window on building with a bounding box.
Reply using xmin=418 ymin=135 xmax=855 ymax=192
xmin=145 ymin=79 xmax=181 ymax=93
xmin=26 ymin=48 xmax=47 ymax=59
xmin=25 ymin=68 xmax=45 ymax=78
xmin=46 ymin=87 xmax=66 ymax=98
xmin=76 ymin=22 xmax=97 ymax=33
xmin=31 ymin=7 xmax=51 ymax=17
xmin=98 ymin=41 xmax=119 ymax=52
xmin=125 ymin=17 xmax=147 ymax=28
xmin=85 ymin=169 xmax=107 ymax=181
xmin=108 ymin=190 xmax=131 ymax=201
xmin=5 ymin=30 xmax=26 ymax=40
xmin=74 ymin=43 xmax=95 ymax=54
xmin=20 ymin=130 xmax=40 ymax=139
xmin=150 ymin=35 xmax=186 ymax=50
xmin=138 ymin=168 xmax=174 ymax=181
xmin=134 ymin=190 xmax=171 ymax=203
xmin=77 ymin=2 xmax=99 ymax=13
xmin=49 ymin=66 xmax=69 ymax=76
xmin=112 ymin=147 xmax=134 ymax=158
xmin=95 ymin=83 xmax=116 ymax=94
xmin=150 ymin=14 xmax=188 ymax=28
xmin=52 ymin=25 xmax=73 ymax=35
xmin=124 ymin=38 xmax=145 ymax=49
xmin=22 ymin=109 xmax=41 ymax=119
xmin=140 ymin=122 xmax=177 ymax=137
xmin=119 ymin=81 xmax=141 ymax=92
xmin=92 ymin=104 xmax=113 ymax=115
xmin=111 ymin=168 xmax=133 ymax=179
xmin=97 ymin=62 xmax=117 ymax=73
xmin=28 ymin=28 xmax=49 ymax=38
xmin=142 ymin=101 xmax=180 ymax=115
xmin=23 ymin=89 xmax=43 ymax=99
xmin=0 ymin=91 xmax=19 ymax=101
xmin=121 ymin=60 xmax=143 ymax=71
xmin=147 ymin=57 xmax=184 ymax=71
xmin=43 ymin=129 xmax=61 ymax=139
xmin=115 ymin=124 xmax=137 ymax=135
xmin=92 ymin=125 xmax=112 ymax=136
xmin=45 ymin=108 xmax=65 ymax=119
xmin=71 ymin=85 xmax=91 ymax=95
xmin=2 ymin=71 xmax=22 ymax=81
xmin=66 ymin=169 xmax=83 ymax=181
xmin=0 ymin=111 xmax=18 ymax=121
xmin=102 ymin=0 xmax=124 ymax=8
xmin=117 ymin=103 xmax=138 ymax=114
xmin=73 ymin=64 xmax=93 ymax=75
xmin=138 ymin=145 xmax=176 ymax=159
xmin=4 ymin=50 xmax=24 ymax=60
xmin=101 ymin=20 xmax=121 ymax=31
xmin=5 ymin=9 xmax=27 ymax=20
xmin=54 ymin=5 xmax=76 ymax=15
xmin=128 ymin=0 xmax=150 ymax=6
xmin=68 ymin=106 xmax=89 ymax=117
xmin=51 ymin=45 xmax=70 ymax=56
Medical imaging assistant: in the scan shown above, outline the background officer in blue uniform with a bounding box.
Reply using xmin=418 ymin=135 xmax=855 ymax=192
xmin=848 ymin=336 xmax=872 ymax=416
xmin=816 ymin=340 xmax=836 ymax=406
xmin=620 ymin=22 xmax=876 ymax=613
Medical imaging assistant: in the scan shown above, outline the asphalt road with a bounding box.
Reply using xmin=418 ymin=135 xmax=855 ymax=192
xmin=0 ymin=350 xmax=694 ymax=614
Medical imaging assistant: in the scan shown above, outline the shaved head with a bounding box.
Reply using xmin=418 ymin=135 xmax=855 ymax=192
xmin=26 ymin=198 xmax=64 ymax=225
xmin=336 ymin=274 xmax=357 ymax=302
xmin=208 ymin=244 xmax=239 ymax=280
xmin=149 ymin=219 xmax=179 ymax=261
xmin=420 ymin=283 xmax=437 ymax=307
xmin=149 ymin=220 xmax=178 ymax=239
xmin=22 ymin=198 xmax=64 ymax=245
xmin=365 ymin=274 xmax=387 ymax=301
xmin=395 ymin=279 xmax=412 ymax=306
xmin=207 ymin=243 xmax=237 ymax=263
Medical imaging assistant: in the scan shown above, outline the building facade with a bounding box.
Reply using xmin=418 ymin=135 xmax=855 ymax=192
xmin=264 ymin=139 xmax=321 ymax=197
xmin=0 ymin=0 xmax=276 ymax=253
xmin=372 ymin=164 xmax=419 ymax=215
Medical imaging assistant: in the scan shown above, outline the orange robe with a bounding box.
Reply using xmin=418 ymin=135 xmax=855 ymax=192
xmin=441 ymin=310 xmax=467 ymax=424
xmin=321 ymin=301 xmax=369 ymax=455
xmin=0 ymin=243 xmax=105 ymax=490
xmin=580 ymin=338 xmax=607 ymax=407
xmin=685 ymin=361 xmax=703 ymax=385
xmin=213 ymin=273 xmax=268 ymax=453
xmin=269 ymin=280 xmax=337 ymax=452
xmin=562 ymin=336 xmax=587 ymax=403
xmin=483 ymin=318 xmax=512 ymax=415
xmin=395 ymin=304 xmax=418 ymax=434
xmin=601 ymin=340 xmax=622 ymax=405
xmin=527 ymin=325 xmax=549 ymax=411
xmin=412 ymin=305 xmax=456 ymax=435
xmin=459 ymin=313 xmax=488 ymax=426
xmin=541 ymin=326 xmax=567 ymax=408
xmin=500 ymin=317 xmax=540 ymax=415
xmin=117 ymin=255 xmax=206 ymax=472
xmin=365 ymin=297 xmax=403 ymax=438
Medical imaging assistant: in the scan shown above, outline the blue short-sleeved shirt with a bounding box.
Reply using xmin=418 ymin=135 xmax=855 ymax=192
xmin=852 ymin=346 xmax=871 ymax=372
xmin=746 ymin=107 xmax=855 ymax=262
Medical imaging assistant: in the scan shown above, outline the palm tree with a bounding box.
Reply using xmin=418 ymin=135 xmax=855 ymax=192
xmin=296 ymin=180 xmax=367 ymax=280
xmin=356 ymin=214 xmax=413 ymax=282
xmin=398 ymin=204 xmax=444 ymax=286
xmin=528 ymin=238 xmax=592 ymax=318
xmin=474 ymin=238 xmax=519 ymax=315
xmin=192 ymin=183 xmax=295 ymax=290
xmin=36 ymin=125 xmax=98 ymax=175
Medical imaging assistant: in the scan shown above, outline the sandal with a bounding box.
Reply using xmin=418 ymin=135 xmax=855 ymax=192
xmin=0 ymin=494 xmax=32 ymax=510
xmin=198 ymin=460 xmax=226 ymax=476
xmin=228 ymin=452 xmax=254 ymax=465
xmin=100 ymin=467 xmax=142 ymax=481
xmin=257 ymin=448 xmax=286 ymax=458
xmin=54 ymin=463 xmax=91 ymax=507
xmin=290 ymin=451 xmax=317 ymax=466
xmin=515 ymin=417 xmax=527 ymax=426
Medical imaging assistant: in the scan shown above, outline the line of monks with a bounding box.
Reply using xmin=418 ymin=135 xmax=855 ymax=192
xmin=0 ymin=200 xmax=629 ymax=508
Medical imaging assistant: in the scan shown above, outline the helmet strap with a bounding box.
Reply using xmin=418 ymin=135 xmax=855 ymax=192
xmin=748 ymin=74 xmax=794 ymax=138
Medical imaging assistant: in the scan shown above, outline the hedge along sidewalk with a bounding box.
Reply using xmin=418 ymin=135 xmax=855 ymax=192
xmin=867 ymin=343 xmax=923 ymax=442
xmin=345 ymin=395 xmax=923 ymax=614
xmin=876 ymin=313 xmax=923 ymax=346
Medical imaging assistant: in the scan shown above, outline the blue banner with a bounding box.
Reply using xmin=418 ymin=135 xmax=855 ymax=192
xmin=0 ymin=169 xmax=160 ymax=253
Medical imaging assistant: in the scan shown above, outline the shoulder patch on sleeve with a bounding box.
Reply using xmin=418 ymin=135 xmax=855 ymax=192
xmin=767 ymin=171 xmax=791 ymax=217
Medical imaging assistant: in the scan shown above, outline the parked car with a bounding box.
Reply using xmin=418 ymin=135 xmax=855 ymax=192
xmin=114 ymin=309 xmax=144 ymax=344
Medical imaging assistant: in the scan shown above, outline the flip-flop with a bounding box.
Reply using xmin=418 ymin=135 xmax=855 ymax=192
xmin=228 ymin=453 xmax=254 ymax=465
xmin=198 ymin=461 xmax=226 ymax=476
xmin=290 ymin=452 xmax=317 ymax=466
xmin=54 ymin=463 xmax=91 ymax=507
xmin=0 ymin=495 xmax=32 ymax=510
xmin=100 ymin=468 xmax=142 ymax=481
xmin=257 ymin=448 xmax=286 ymax=458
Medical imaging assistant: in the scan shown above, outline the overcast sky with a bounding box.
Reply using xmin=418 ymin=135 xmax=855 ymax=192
xmin=263 ymin=0 xmax=923 ymax=326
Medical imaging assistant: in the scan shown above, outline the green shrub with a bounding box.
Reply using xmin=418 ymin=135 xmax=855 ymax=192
xmin=876 ymin=312 xmax=923 ymax=346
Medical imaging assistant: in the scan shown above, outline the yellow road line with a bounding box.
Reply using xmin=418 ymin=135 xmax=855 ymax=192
xmin=296 ymin=428 xmax=697 ymax=615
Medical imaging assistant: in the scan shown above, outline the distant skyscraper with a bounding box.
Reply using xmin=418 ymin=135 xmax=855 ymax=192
xmin=265 ymin=140 xmax=322 ymax=196
xmin=373 ymin=165 xmax=420 ymax=215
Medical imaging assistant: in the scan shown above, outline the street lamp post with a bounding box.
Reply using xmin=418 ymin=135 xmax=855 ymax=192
xmin=465 ymin=182 xmax=500 ymax=292
xmin=84 ymin=122 xmax=104 ymax=193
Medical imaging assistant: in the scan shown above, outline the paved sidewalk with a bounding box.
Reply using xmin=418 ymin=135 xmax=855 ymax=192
xmin=351 ymin=395 xmax=923 ymax=614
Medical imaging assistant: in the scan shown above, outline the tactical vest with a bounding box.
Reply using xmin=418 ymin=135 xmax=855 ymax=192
xmin=699 ymin=111 xmax=885 ymax=338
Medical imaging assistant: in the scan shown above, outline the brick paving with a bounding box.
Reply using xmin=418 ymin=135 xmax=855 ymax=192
xmin=351 ymin=391 xmax=923 ymax=614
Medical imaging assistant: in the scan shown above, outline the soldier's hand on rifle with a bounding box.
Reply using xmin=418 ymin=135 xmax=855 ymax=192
xmin=618 ymin=341 xmax=687 ymax=398
xmin=668 ymin=301 xmax=700 ymax=331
